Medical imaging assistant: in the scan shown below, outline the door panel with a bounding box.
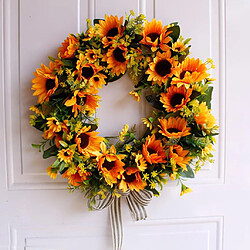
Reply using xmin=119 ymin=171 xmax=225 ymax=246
xmin=0 ymin=0 xmax=249 ymax=249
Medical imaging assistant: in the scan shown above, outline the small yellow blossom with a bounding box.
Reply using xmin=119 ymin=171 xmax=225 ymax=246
xmin=142 ymin=118 xmax=153 ymax=130
xmin=202 ymin=144 xmax=214 ymax=158
xmin=66 ymin=132 xmax=73 ymax=141
xmin=125 ymin=144 xmax=132 ymax=152
xmin=47 ymin=166 xmax=57 ymax=179
xmin=119 ymin=124 xmax=129 ymax=142
xmin=129 ymin=91 xmax=140 ymax=102
xmin=151 ymin=171 xmax=158 ymax=178
xmin=143 ymin=173 xmax=149 ymax=181
xmin=75 ymin=121 xmax=82 ymax=133
xmin=149 ymin=182 xmax=156 ymax=189
xmin=180 ymin=185 xmax=192 ymax=196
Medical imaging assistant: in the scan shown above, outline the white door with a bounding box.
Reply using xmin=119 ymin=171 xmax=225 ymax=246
xmin=1 ymin=0 xmax=249 ymax=249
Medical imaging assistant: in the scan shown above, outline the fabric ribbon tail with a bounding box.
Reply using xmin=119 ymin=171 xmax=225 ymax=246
xmin=109 ymin=196 xmax=123 ymax=250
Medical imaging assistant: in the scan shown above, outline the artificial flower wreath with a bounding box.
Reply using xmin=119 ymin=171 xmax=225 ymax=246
xmin=30 ymin=11 xmax=218 ymax=205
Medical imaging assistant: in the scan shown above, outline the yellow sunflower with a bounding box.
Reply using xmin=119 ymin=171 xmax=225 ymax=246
xmin=142 ymin=134 xmax=167 ymax=164
xmin=160 ymin=85 xmax=192 ymax=112
xmin=158 ymin=117 xmax=191 ymax=138
xmin=169 ymin=145 xmax=192 ymax=171
xmin=172 ymin=57 xmax=210 ymax=87
xmin=106 ymin=45 xmax=128 ymax=76
xmin=140 ymin=18 xmax=171 ymax=52
xmin=119 ymin=167 xmax=146 ymax=192
xmin=31 ymin=62 xmax=58 ymax=104
xmin=65 ymin=90 xmax=100 ymax=117
xmin=58 ymin=148 xmax=74 ymax=163
xmin=146 ymin=50 xmax=178 ymax=85
xmin=58 ymin=34 xmax=79 ymax=59
xmin=97 ymin=143 xmax=125 ymax=186
xmin=85 ymin=49 xmax=100 ymax=63
xmin=63 ymin=168 xmax=91 ymax=187
xmin=96 ymin=14 xmax=124 ymax=40
xmin=172 ymin=41 xmax=186 ymax=52
xmin=75 ymin=126 xmax=103 ymax=157
xmin=194 ymin=102 xmax=216 ymax=129
xmin=76 ymin=53 xmax=103 ymax=81
xmin=89 ymin=73 xmax=107 ymax=89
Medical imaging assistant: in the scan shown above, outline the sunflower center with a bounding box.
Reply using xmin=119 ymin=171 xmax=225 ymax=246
xmin=64 ymin=151 xmax=70 ymax=156
xmin=113 ymin=47 xmax=126 ymax=63
xmin=46 ymin=79 xmax=55 ymax=91
xmin=147 ymin=32 xmax=160 ymax=42
xmin=107 ymin=27 xmax=119 ymax=37
xmin=124 ymin=172 xmax=136 ymax=183
xmin=90 ymin=53 xmax=95 ymax=59
xmin=103 ymin=160 xmax=115 ymax=170
xmin=170 ymin=93 xmax=185 ymax=107
xmin=147 ymin=147 xmax=156 ymax=155
xmin=94 ymin=76 xmax=99 ymax=82
xmin=79 ymin=133 xmax=90 ymax=149
xmin=173 ymin=149 xmax=178 ymax=154
xmin=167 ymin=128 xmax=181 ymax=133
xmin=180 ymin=70 xmax=192 ymax=79
xmin=76 ymin=95 xmax=87 ymax=105
xmin=155 ymin=60 xmax=172 ymax=77
xmin=82 ymin=66 xmax=94 ymax=79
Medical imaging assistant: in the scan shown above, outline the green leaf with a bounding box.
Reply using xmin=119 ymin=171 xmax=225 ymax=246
xmin=62 ymin=59 xmax=75 ymax=67
xmin=32 ymin=144 xmax=40 ymax=149
xmin=52 ymin=158 xmax=61 ymax=168
xmin=59 ymin=162 xmax=67 ymax=174
xmin=145 ymin=94 xmax=164 ymax=110
xmin=190 ymin=90 xmax=201 ymax=100
xmin=179 ymin=165 xmax=195 ymax=178
xmin=183 ymin=38 xmax=191 ymax=45
xmin=59 ymin=140 xmax=68 ymax=148
xmin=168 ymin=25 xmax=180 ymax=42
xmin=93 ymin=18 xmax=104 ymax=25
xmin=198 ymin=86 xmax=213 ymax=109
xmin=43 ymin=145 xmax=58 ymax=159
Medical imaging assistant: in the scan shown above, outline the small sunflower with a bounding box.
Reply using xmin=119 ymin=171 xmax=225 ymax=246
xmin=140 ymin=18 xmax=171 ymax=52
xmin=160 ymin=85 xmax=192 ymax=112
xmin=146 ymin=50 xmax=178 ymax=85
xmin=58 ymin=148 xmax=74 ymax=163
xmin=169 ymin=145 xmax=192 ymax=171
xmin=58 ymin=34 xmax=79 ymax=59
xmin=97 ymin=144 xmax=125 ymax=186
xmin=76 ymin=54 xmax=102 ymax=81
xmin=75 ymin=126 xmax=103 ymax=157
xmin=106 ymin=45 xmax=128 ymax=76
xmin=172 ymin=41 xmax=186 ymax=52
xmin=47 ymin=166 xmax=57 ymax=179
xmin=172 ymin=57 xmax=210 ymax=87
xmin=65 ymin=90 xmax=100 ymax=117
xmin=31 ymin=62 xmax=58 ymax=104
xmin=63 ymin=168 xmax=91 ymax=187
xmin=142 ymin=134 xmax=167 ymax=164
xmin=85 ymin=49 xmax=100 ymax=63
xmin=194 ymin=102 xmax=216 ymax=129
xmin=119 ymin=167 xmax=146 ymax=192
xmin=158 ymin=117 xmax=191 ymax=138
xmin=89 ymin=73 xmax=107 ymax=89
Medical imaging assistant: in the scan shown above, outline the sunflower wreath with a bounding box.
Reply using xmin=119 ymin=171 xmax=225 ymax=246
xmin=30 ymin=11 xmax=218 ymax=248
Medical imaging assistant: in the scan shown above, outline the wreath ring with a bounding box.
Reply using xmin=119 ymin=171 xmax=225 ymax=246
xmin=30 ymin=11 xmax=218 ymax=249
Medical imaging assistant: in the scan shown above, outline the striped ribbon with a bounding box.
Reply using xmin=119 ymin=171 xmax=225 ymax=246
xmin=88 ymin=189 xmax=152 ymax=250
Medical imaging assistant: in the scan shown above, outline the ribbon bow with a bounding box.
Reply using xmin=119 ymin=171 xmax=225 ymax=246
xmin=88 ymin=189 xmax=152 ymax=250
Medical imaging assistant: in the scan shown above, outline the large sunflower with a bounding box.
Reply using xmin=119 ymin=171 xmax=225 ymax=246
xmin=65 ymin=90 xmax=100 ymax=117
xmin=142 ymin=134 xmax=167 ymax=164
xmin=169 ymin=145 xmax=192 ymax=171
xmin=140 ymin=18 xmax=171 ymax=52
xmin=160 ymin=85 xmax=192 ymax=112
xmin=31 ymin=62 xmax=58 ymax=104
xmin=119 ymin=167 xmax=146 ymax=192
xmin=194 ymin=102 xmax=216 ymax=129
xmin=97 ymin=144 xmax=125 ymax=186
xmin=106 ymin=45 xmax=128 ymax=76
xmin=96 ymin=14 xmax=124 ymax=39
xmin=58 ymin=34 xmax=79 ymax=59
xmin=158 ymin=117 xmax=191 ymax=138
xmin=75 ymin=126 xmax=103 ymax=156
xmin=172 ymin=57 xmax=209 ymax=87
xmin=146 ymin=50 xmax=177 ymax=85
